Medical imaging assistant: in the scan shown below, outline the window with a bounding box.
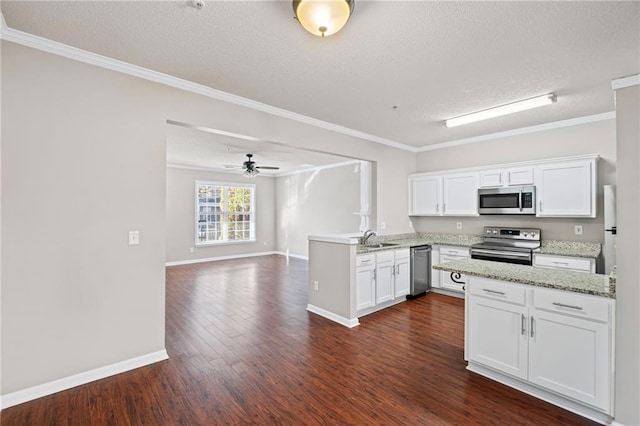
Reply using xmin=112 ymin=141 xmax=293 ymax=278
xmin=195 ymin=181 xmax=255 ymax=245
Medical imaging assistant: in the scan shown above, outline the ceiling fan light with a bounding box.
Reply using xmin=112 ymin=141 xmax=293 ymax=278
xmin=444 ymin=93 xmax=557 ymax=128
xmin=293 ymin=0 xmax=354 ymax=37
xmin=243 ymin=168 xmax=259 ymax=178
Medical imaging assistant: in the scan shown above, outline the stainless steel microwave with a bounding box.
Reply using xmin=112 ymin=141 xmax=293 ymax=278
xmin=478 ymin=186 xmax=536 ymax=215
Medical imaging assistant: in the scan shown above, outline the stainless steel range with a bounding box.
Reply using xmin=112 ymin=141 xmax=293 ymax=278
xmin=470 ymin=227 xmax=541 ymax=265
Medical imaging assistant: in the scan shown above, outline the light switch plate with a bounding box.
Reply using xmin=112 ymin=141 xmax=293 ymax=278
xmin=128 ymin=230 xmax=140 ymax=245
xmin=574 ymin=225 xmax=583 ymax=235
xmin=456 ymin=222 xmax=463 ymax=230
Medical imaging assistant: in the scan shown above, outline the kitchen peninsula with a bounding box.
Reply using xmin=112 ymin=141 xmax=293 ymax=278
xmin=434 ymin=258 xmax=616 ymax=424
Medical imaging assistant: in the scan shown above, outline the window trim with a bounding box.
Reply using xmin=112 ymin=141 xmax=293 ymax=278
xmin=194 ymin=180 xmax=256 ymax=247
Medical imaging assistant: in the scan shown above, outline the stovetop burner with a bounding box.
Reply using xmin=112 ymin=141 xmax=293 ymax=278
xmin=470 ymin=227 xmax=541 ymax=265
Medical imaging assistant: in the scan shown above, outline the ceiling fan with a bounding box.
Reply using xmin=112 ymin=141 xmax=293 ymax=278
xmin=224 ymin=153 xmax=279 ymax=177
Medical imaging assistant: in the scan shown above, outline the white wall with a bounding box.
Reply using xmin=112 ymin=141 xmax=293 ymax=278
xmin=412 ymin=118 xmax=616 ymax=242
xmin=1 ymin=40 xmax=416 ymax=397
xmin=165 ymin=167 xmax=277 ymax=263
xmin=275 ymin=162 xmax=362 ymax=258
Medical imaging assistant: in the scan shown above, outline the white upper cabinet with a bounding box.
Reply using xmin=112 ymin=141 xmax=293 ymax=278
xmin=535 ymin=159 xmax=596 ymax=217
xmin=505 ymin=167 xmax=534 ymax=186
xmin=409 ymin=155 xmax=597 ymax=218
xmin=479 ymin=170 xmax=504 ymax=188
xmin=443 ymin=172 xmax=479 ymax=216
xmin=408 ymin=175 xmax=442 ymax=216
xmin=479 ymin=167 xmax=534 ymax=188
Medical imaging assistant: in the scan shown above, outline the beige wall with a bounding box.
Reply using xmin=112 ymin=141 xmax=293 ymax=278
xmin=1 ymin=40 xmax=415 ymax=395
xmin=307 ymin=241 xmax=356 ymax=321
xmin=413 ymin=119 xmax=616 ymax=242
xmin=165 ymin=167 xmax=277 ymax=263
xmin=613 ymin=83 xmax=640 ymax=425
xmin=275 ymin=163 xmax=361 ymax=258
xmin=2 ymin=43 xmax=167 ymax=393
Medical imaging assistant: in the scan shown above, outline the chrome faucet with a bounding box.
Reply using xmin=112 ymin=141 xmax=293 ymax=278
xmin=362 ymin=229 xmax=377 ymax=246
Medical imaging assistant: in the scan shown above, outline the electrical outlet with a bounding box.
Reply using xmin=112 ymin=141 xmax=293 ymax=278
xmin=380 ymin=221 xmax=386 ymax=230
xmin=128 ymin=231 xmax=140 ymax=245
xmin=575 ymin=225 xmax=583 ymax=235
xmin=313 ymin=280 xmax=319 ymax=291
xmin=456 ymin=222 xmax=462 ymax=230
xmin=189 ymin=247 xmax=194 ymax=253
xmin=409 ymin=221 xmax=413 ymax=228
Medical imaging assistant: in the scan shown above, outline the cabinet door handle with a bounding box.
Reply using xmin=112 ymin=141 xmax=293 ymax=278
xmin=553 ymin=261 xmax=569 ymax=266
xmin=530 ymin=316 xmax=535 ymax=338
xmin=482 ymin=288 xmax=506 ymax=295
xmin=521 ymin=314 xmax=526 ymax=335
xmin=552 ymin=302 xmax=583 ymax=310
xmin=361 ymin=259 xmax=371 ymax=263
xmin=373 ymin=269 xmax=376 ymax=281
xmin=539 ymin=200 xmax=543 ymax=213
xmin=436 ymin=203 xmax=439 ymax=213
xmin=396 ymin=264 xmax=400 ymax=275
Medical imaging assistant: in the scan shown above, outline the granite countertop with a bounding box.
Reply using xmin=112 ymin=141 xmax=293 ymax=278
xmin=433 ymin=258 xmax=615 ymax=298
xmin=356 ymin=232 xmax=483 ymax=254
xmin=534 ymin=240 xmax=601 ymax=258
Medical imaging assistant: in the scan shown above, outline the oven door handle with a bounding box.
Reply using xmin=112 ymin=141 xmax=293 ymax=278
xmin=471 ymin=248 xmax=531 ymax=259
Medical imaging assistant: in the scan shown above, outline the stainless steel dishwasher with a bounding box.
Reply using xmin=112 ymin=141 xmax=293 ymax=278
xmin=408 ymin=245 xmax=432 ymax=299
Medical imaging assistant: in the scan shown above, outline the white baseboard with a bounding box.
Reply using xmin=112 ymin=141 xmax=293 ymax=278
xmin=166 ymin=251 xmax=309 ymax=266
xmin=306 ymin=304 xmax=359 ymax=328
xmin=274 ymin=251 xmax=309 ymax=261
xmin=0 ymin=349 xmax=169 ymax=410
xmin=165 ymin=251 xmax=280 ymax=266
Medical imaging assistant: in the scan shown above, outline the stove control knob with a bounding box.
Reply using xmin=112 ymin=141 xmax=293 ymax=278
xmin=523 ymin=232 xmax=529 ymax=238
xmin=492 ymin=230 xmax=498 ymax=234
xmin=486 ymin=229 xmax=492 ymax=234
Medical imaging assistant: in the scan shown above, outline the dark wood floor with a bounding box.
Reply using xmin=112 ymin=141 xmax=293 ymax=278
xmin=2 ymin=255 xmax=596 ymax=425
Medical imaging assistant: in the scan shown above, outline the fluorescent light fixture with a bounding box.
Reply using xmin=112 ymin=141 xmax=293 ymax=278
xmin=444 ymin=93 xmax=557 ymax=128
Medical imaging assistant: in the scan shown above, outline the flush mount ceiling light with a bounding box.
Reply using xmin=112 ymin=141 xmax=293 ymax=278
xmin=293 ymin=0 xmax=354 ymax=37
xmin=444 ymin=93 xmax=557 ymax=128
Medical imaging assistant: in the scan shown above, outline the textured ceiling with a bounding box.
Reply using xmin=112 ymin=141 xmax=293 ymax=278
xmin=2 ymin=1 xmax=639 ymax=154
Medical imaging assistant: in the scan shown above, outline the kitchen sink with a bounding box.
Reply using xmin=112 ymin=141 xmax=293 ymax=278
xmin=366 ymin=242 xmax=399 ymax=248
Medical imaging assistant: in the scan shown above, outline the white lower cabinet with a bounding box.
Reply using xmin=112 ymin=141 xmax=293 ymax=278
xmin=528 ymin=308 xmax=610 ymax=410
xmin=467 ymin=276 xmax=614 ymax=415
xmin=533 ymin=253 xmax=596 ymax=273
xmin=356 ymin=248 xmax=410 ymax=316
xmin=468 ymin=295 xmax=528 ymax=380
xmin=394 ymin=249 xmax=410 ymax=298
xmin=438 ymin=246 xmax=469 ymax=293
xmin=375 ymin=252 xmax=395 ymax=304
xmin=356 ymin=254 xmax=375 ymax=311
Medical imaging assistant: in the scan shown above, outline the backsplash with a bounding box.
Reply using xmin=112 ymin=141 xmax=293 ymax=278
xmin=410 ymin=216 xmax=603 ymax=244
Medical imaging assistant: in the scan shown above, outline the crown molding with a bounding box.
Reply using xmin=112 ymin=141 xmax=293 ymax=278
xmin=417 ymin=112 xmax=616 ymax=152
xmin=0 ymin=20 xmax=620 ymax=155
xmin=612 ymin=74 xmax=640 ymax=90
xmin=0 ymin=22 xmax=416 ymax=153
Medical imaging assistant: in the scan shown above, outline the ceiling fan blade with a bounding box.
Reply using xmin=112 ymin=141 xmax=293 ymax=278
xmin=224 ymin=165 xmax=243 ymax=169
xmin=256 ymin=166 xmax=280 ymax=170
